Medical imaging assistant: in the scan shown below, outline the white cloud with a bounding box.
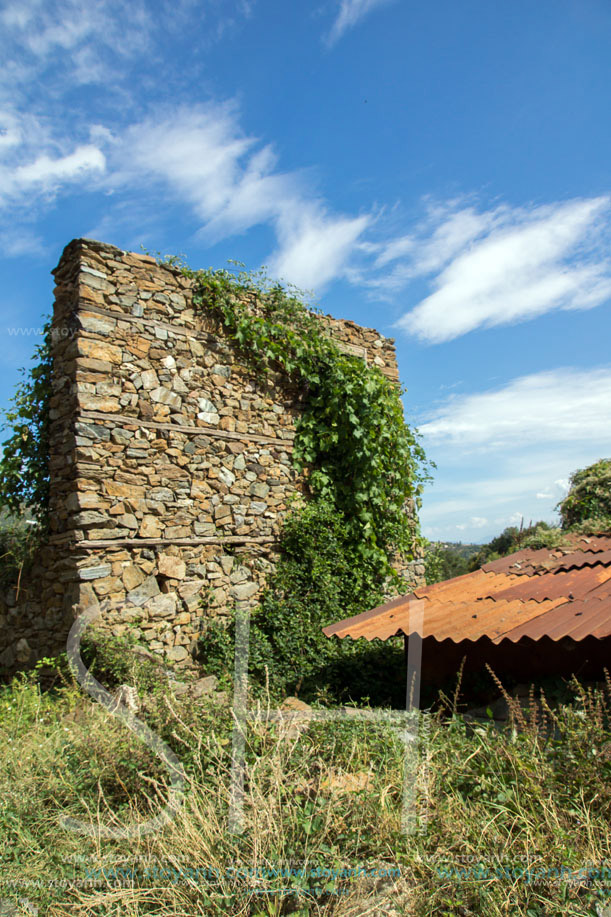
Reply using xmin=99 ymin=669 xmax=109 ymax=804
xmin=113 ymin=104 xmax=368 ymax=290
xmin=325 ymin=0 xmax=395 ymax=46
xmin=14 ymin=145 xmax=105 ymax=189
xmin=0 ymin=0 xmax=154 ymax=89
xmin=376 ymin=205 xmax=498 ymax=275
xmin=392 ymin=197 xmax=611 ymax=343
xmin=270 ymin=208 xmax=370 ymax=289
xmin=420 ymin=367 xmax=611 ymax=448
xmin=0 ymin=131 xmax=106 ymax=207
xmin=0 ymin=0 xmax=252 ymax=96
xmin=417 ymin=367 xmax=611 ymax=542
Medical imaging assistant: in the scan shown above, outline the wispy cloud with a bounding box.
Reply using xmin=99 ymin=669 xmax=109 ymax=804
xmin=418 ymin=367 xmax=611 ymax=541
xmin=325 ymin=0 xmax=396 ymax=46
xmin=0 ymin=0 xmax=252 ymax=95
xmin=13 ymin=145 xmax=105 ymax=190
xmin=420 ymin=367 xmax=611 ymax=448
xmin=386 ymin=197 xmax=611 ymax=343
xmin=270 ymin=206 xmax=370 ymax=290
xmin=111 ymin=103 xmax=369 ymax=289
xmin=0 ymin=106 xmax=106 ymax=207
xmin=0 ymin=0 xmax=154 ymax=91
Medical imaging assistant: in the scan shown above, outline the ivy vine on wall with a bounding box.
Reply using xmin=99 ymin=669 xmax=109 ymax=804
xmin=178 ymin=259 xmax=431 ymax=697
xmin=182 ymin=260 xmax=431 ymax=578
xmin=0 ymin=256 xmax=430 ymax=694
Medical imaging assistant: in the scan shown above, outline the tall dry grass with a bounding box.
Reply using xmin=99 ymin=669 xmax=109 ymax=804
xmin=2 ymin=661 xmax=611 ymax=915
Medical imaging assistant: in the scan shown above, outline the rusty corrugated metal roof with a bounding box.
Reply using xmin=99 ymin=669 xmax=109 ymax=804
xmin=322 ymin=532 xmax=611 ymax=644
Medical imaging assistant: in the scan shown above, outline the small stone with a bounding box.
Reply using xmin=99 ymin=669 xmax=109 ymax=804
xmin=105 ymin=481 xmax=145 ymax=498
xmin=66 ymin=491 xmax=103 ymax=511
xmin=166 ymin=645 xmax=189 ymax=662
xmin=191 ymin=675 xmax=218 ymax=698
xmin=149 ymin=487 xmax=174 ymax=503
xmin=147 ymin=593 xmax=178 ymax=618
xmin=128 ymin=575 xmax=160 ymax=606
xmin=280 ymin=696 xmax=312 ymax=713
xmin=111 ymin=428 xmax=133 ymax=445
xmin=123 ymin=565 xmax=145 ymax=591
xmin=73 ymin=511 xmax=110 ymax=527
xmin=250 ymin=482 xmax=270 ymax=498
xmin=150 ymin=386 xmax=182 ymax=410
xmin=230 ymin=566 xmax=249 ymax=584
xmin=78 ymin=395 xmax=120 ymax=413
xmin=92 ymin=576 xmax=123 ymax=596
xmin=198 ymin=397 xmax=216 ymax=413
xmin=158 ymin=554 xmax=186 ymax=580
xmin=79 ymin=314 xmax=115 ymax=334
xmin=15 ymin=638 xmax=31 ymax=663
xmin=78 ymin=564 xmax=112 ymax=581
xmin=218 ymin=467 xmax=235 ymax=488
xmin=76 ymin=338 xmax=123 ymax=365
xmin=230 ymin=582 xmax=259 ymax=600
xmin=140 ymin=369 xmax=158 ymax=391
xmin=140 ymin=515 xmax=162 ymax=538
xmin=198 ymin=412 xmax=220 ymax=425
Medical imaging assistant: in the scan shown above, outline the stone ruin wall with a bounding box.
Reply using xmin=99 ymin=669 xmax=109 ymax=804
xmin=0 ymin=238 xmax=425 ymax=673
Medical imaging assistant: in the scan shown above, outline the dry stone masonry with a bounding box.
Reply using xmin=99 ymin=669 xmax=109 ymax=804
xmin=0 ymin=238 xmax=424 ymax=673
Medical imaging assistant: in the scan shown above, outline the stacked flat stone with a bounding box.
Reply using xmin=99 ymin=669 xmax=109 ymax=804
xmin=0 ymin=239 xmax=423 ymax=673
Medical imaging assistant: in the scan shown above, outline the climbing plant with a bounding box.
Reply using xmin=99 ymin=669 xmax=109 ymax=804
xmin=180 ymin=259 xmax=432 ymax=699
xmin=181 ymin=260 xmax=431 ymax=578
xmin=0 ymin=323 xmax=52 ymax=527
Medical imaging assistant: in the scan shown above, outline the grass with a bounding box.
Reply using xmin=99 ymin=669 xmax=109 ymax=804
xmin=2 ymin=654 xmax=611 ymax=916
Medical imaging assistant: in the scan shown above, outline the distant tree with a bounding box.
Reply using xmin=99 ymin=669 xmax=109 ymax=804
xmin=467 ymin=520 xmax=553 ymax=572
xmin=424 ymin=542 xmax=477 ymax=584
xmin=557 ymin=458 xmax=611 ymax=530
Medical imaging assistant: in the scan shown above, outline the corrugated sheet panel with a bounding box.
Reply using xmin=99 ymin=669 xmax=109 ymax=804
xmin=323 ymin=531 xmax=611 ymax=645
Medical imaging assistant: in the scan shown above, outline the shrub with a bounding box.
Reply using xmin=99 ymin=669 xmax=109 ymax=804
xmin=558 ymin=458 xmax=611 ymax=530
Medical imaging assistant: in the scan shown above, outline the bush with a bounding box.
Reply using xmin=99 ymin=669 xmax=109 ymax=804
xmin=0 ymin=509 xmax=40 ymax=589
xmin=558 ymin=458 xmax=611 ymax=530
xmin=424 ymin=542 xmax=475 ymax=585
xmin=199 ymin=500 xmax=406 ymax=703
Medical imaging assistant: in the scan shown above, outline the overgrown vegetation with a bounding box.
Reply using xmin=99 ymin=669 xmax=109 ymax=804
xmin=0 ymin=260 xmax=429 ymax=695
xmin=0 ymin=322 xmax=52 ymax=525
xmin=0 ymin=509 xmax=40 ymax=590
xmin=424 ymin=540 xmax=479 ymax=585
xmin=559 ymin=458 xmax=611 ymax=530
xmin=465 ymin=520 xmax=560 ymax=571
xmin=3 ymin=659 xmax=611 ymax=916
xmin=199 ymin=500 xmax=407 ymax=704
xmin=182 ymin=261 xmax=430 ymax=575
xmin=0 ymin=322 xmax=52 ymax=587
xmin=171 ymin=261 xmax=430 ymax=698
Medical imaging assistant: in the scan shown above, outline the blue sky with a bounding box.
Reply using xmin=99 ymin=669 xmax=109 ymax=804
xmin=1 ymin=0 xmax=610 ymax=543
